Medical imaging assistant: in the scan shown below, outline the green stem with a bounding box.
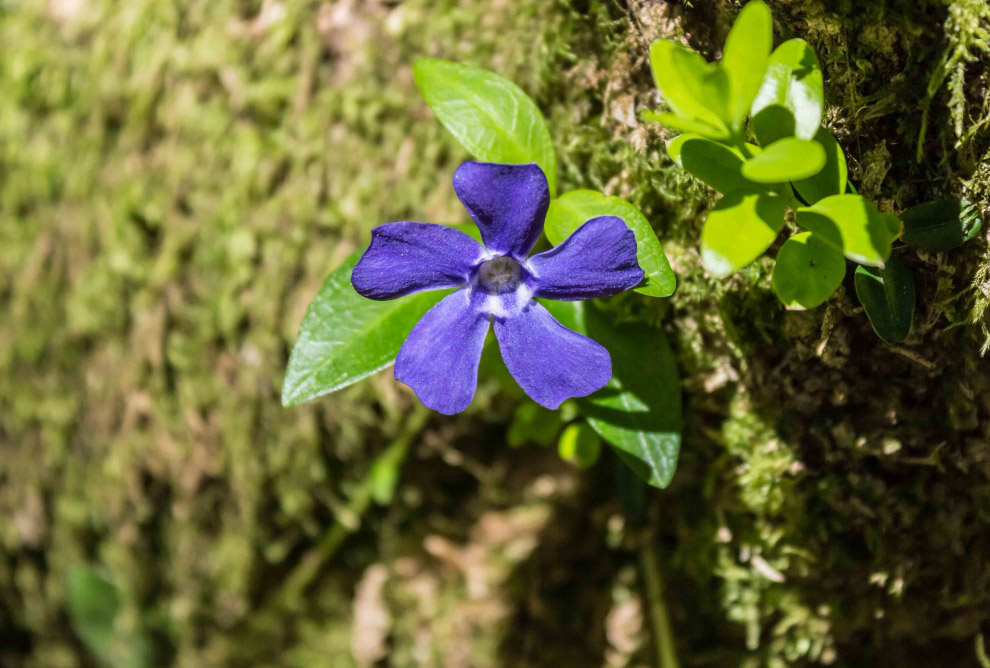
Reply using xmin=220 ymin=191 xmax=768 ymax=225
xmin=274 ymin=405 xmax=430 ymax=606
xmin=639 ymin=541 xmax=680 ymax=668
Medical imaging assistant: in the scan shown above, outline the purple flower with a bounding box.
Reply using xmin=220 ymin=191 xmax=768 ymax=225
xmin=351 ymin=161 xmax=644 ymax=415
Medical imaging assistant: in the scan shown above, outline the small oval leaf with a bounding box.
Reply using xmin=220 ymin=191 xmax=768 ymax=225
xmin=740 ymin=137 xmax=826 ymax=183
xmin=649 ymin=41 xmax=730 ymax=137
xmin=772 ymin=232 xmax=846 ymax=309
xmin=793 ymin=128 xmax=848 ymax=204
xmin=722 ymin=0 xmax=773 ymax=128
xmin=557 ymin=422 xmax=603 ymax=470
xmin=796 ymin=194 xmax=900 ymax=267
xmin=413 ymin=59 xmax=557 ymax=195
xmin=545 ymin=190 xmax=676 ymax=298
xmin=901 ymin=198 xmax=983 ymax=252
xmin=673 ymin=136 xmax=754 ymax=194
xmin=282 ymin=252 xmax=447 ymax=406
xmin=751 ymin=39 xmax=824 ymax=143
xmin=701 ymin=189 xmax=787 ymax=277
xmin=854 ymin=255 xmax=916 ymax=343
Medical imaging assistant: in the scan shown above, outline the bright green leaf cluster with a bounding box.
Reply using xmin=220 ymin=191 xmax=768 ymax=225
xmin=646 ymin=0 xmax=958 ymax=341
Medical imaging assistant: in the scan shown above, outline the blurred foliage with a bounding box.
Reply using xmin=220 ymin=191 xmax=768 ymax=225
xmin=1 ymin=1 xmax=990 ymax=667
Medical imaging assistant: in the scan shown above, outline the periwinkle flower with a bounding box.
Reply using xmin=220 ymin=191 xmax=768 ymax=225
xmin=351 ymin=161 xmax=643 ymax=414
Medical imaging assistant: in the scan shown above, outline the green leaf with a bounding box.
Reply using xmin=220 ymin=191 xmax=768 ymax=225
xmin=668 ymin=135 xmax=756 ymax=194
xmin=793 ymin=128 xmax=848 ymax=204
xmin=66 ymin=566 xmax=120 ymax=660
xmin=854 ymin=255 xmax=916 ymax=343
xmin=751 ymin=39 xmax=824 ymax=143
xmin=545 ymin=190 xmax=676 ymax=298
xmin=557 ymin=422 xmax=603 ymax=470
xmin=649 ymin=40 xmax=730 ymax=137
xmin=901 ymin=198 xmax=983 ymax=252
xmin=772 ymin=232 xmax=846 ymax=309
xmin=796 ymin=194 xmax=900 ymax=267
xmin=642 ymin=111 xmax=730 ymax=139
xmin=701 ymin=189 xmax=787 ymax=277
xmin=507 ymin=402 xmax=565 ymax=447
xmin=722 ymin=0 xmax=773 ymax=128
xmin=544 ymin=301 xmax=682 ymax=489
xmin=740 ymin=137 xmax=826 ymax=183
xmin=282 ymin=252 xmax=447 ymax=406
xmin=413 ymin=58 xmax=557 ymax=196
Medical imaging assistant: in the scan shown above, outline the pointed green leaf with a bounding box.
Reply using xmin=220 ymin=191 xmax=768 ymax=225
xmin=545 ymin=190 xmax=676 ymax=297
xmin=282 ymin=252 xmax=448 ymax=406
xmin=751 ymin=39 xmax=824 ymax=143
xmin=543 ymin=301 xmax=682 ymax=489
xmin=901 ymin=198 xmax=983 ymax=252
xmin=793 ymin=128 xmax=848 ymax=204
xmin=649 ymin=40 xmax=730 ymax=135
xmin=772 ymin=232 xmax=846 ymax=309
xmin=722 ymin=0 xmax=773 ymax=128
xmin=413 ymin=59 xmax=557 ymax=195
xmin=701 ymin=189 xmax=787 ymax=277
xmin=796 ymin=194 xmax=900 ymax=267
xmin=854 ymin=255 xmax=915 ymax=343
xmin=740 ymin=137 xmax=826 ymax=183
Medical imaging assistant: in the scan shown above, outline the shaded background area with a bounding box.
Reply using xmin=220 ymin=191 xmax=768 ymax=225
xmin=2 ymin=0 xmax=990 ymax=666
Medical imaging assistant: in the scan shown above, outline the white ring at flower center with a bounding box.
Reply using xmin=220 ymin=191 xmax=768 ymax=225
xmin=478 ymin=256 xmax=522 ymax=292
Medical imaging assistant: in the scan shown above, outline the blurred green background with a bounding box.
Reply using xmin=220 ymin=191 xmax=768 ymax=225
xmin=2 ymin=1 xmax=990 ymax=666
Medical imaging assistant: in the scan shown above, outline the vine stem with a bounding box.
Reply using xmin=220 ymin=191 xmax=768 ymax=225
xmin=274 ymin=404 xmax=431 ymax=606
xmin=639 ymin=541 xmax=681 ymax=668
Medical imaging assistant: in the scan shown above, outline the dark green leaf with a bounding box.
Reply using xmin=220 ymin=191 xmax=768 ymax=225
xmin=722 ymin=0 xmax=773 ymax=128
xmin=796 ymin=194 xmax=900 ymax=267
xmin=668 ymin=134 xmax=755 ymax=194
xmin=282 ymin=252 xmax=447 ymax=406
xmin=740 ymin=137 xmax=826 ymax=183
xmin=901 ymin=198 xmax=983 ymax=252
xmin=66 ymin=566 xmax=120 ymax=657
xmin=413 ymin=59 xmax=557 ymax=195
xmin=557 ymin=422 xmax=603 ymax=470
xmin=545 ymin=190 xmax=676 ymax=298
xmin=772 ymin=232 xmax=846 ymax=309
xmin=793 ymin=128 xmax=848 ymax=204
xmin=854 ymin=255 xmax=916 ymax=343
xmin=542 ymin=301 xmax=682 ymax=489
xmin=701 ymin=189 xmax=787 ymax=277
xmin=751 ymin=39 xmax=824 ymax=143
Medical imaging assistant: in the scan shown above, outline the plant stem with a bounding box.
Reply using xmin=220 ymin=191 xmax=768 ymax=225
xmin=640 ymin=541 xmax=680 ymax=668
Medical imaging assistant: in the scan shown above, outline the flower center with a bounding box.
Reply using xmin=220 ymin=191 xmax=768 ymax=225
xmin=477 ymin=256 xmax=522 ymax=293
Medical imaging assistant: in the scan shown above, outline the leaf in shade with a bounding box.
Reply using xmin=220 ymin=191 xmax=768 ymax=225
xmin=772 ymin=232 xmax=846 ymax=309
xmin=701 ymin=189 xmax=787 ymax=277
xmin=854 ymin=255 xmax=916 ymax=343
xmin=796 ymin=194 xmax=900 ymax=267
xmin=282 ymin=252 xmax=447 ymax=406
xmin=667 ymin=134 xmax=758 ymax=194
xmin=901 ymin=198 xmax=983 ymax=252
xmin=545 ymin=190 xmax=676 ymax=298
xmin=740 ymin=137 xmax=826 ymax=183
xmin=793 ymin=128 xmax=848 ymax=204
xmin=413 ymin=59 xmax=557 ymax=195
xmin=541 ymin=301 xmax=682 ymax=489
xmin=751 ymin=38 xmax=824 ymax=144
xmin=557 ymin=422 xmax=603 ymax=470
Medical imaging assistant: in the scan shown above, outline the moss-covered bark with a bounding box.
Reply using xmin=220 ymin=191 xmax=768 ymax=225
xmin=1 ymin=1 xmax=989 ymax=667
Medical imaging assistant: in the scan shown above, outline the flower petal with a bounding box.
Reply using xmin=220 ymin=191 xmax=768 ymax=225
xmin=494 ymin=302 xmax=611 ymax=409
xmin=453 ymin=162 xmax=549 ymax=258
xmin=352 ymin=222 xmax=483 ymax=300
xmin=394 ymin=290 xmax=490 ymax=415
xmin=528 ymin=216 xmax=644 ymax=301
